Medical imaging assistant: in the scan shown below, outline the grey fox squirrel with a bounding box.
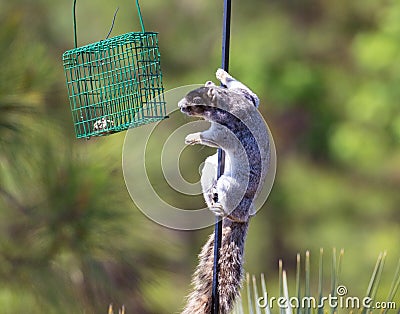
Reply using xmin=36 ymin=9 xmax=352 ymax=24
xmin=178 ymin=69 xmax=270 ymax=313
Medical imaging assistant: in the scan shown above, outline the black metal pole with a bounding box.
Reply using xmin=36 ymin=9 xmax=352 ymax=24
xmin=211 ymin=0 xmax=231 ymax=313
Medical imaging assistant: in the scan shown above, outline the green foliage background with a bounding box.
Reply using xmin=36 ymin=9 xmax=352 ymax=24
xmin=0 ymin=0 xmax=399 ymax=312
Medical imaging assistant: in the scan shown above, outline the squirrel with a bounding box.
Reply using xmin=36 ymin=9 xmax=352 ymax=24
xmin=178 ymin=69 xmax=270 ymax=313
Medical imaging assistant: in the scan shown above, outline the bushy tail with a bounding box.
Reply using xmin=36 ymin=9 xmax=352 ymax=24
xmin=182 ymin=219 xmax=249 ymax=314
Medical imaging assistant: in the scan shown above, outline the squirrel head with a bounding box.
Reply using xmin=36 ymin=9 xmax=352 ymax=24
xmin=178 ymin=86 xmax=231 ymax=118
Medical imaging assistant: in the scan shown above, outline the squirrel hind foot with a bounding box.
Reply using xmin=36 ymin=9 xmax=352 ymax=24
xmin=216 ymin=68 xmax=232 ymax=84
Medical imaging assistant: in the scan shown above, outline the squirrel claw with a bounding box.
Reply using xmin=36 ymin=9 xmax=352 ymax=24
xmin=210 ymin=202 xmax=227 ymax=217
xmin=216 ymin=68 xmax=231 ymax=84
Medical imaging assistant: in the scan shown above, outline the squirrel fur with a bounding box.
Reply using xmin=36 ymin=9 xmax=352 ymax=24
xmin=178 ymin=69 xmax=270 ymax=313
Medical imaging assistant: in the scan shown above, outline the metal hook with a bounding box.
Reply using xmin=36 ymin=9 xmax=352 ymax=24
xmin=105 ymin=7 xmax=120 ymax=40
xmin=135 ymin=0 xmax=146 ymax=33
xmin=73 ymin=0 xmax=78 ymax=48
xmin=72 ymin=0 xmax=146 ymax=49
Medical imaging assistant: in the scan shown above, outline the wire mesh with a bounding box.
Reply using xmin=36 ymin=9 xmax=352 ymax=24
xmin=62 ymin=31 xmax=166 ymax=139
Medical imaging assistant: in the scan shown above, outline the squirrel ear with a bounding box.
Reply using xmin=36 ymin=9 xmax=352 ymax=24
xmin=205 ymin=81 xmax=216 ymax=87
xmin=207 ymin=87 xmax=217 ymax=103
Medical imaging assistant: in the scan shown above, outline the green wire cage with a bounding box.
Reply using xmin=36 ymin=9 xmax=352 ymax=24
xmin=62 ymin=0 xmax=166 ymax=139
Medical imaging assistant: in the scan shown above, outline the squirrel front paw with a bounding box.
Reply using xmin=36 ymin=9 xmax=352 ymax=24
xmin=210 ymin=186 xmax=229 ymax=217
xmin=210 ymin=201 xmax=248 ymax=222
xmin=210 ymin=202 xmax=228 ymax=217
xmin=185 ymin=132 xmax=202 ymax=145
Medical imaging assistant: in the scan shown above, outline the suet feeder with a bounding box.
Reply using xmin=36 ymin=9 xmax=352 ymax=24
xmin=62 ymin=0 xmax=166 ymax=139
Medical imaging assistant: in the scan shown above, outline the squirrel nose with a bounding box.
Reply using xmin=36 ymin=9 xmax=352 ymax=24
xmin=178 ymin=99 xmax=187 ymax=109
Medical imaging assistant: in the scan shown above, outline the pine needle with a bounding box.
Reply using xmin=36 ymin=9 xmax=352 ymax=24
xmin=296 ymin=253 xmax=301 ymax=314
xmin=253 ymin=274 xmax=262 ymax=314
xmin=318 ymin=248 xmax=324 ymax=314
xmin=305 ymin=251 xmax=310 ymax=314
xmin=247 ymin=272 xmax=254 ymax=314
xmin=383 ymin=257 xmax=400 ymax=314
xmin=260 ymin=273 xmax=271 ymax=314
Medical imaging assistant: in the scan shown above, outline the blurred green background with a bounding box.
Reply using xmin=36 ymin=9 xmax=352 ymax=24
xmin=0 ymin=0 xmax=399 ymax=313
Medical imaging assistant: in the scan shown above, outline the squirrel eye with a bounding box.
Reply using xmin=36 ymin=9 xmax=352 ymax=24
xmin=193 ymin=97 xmax=202 ymax=104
